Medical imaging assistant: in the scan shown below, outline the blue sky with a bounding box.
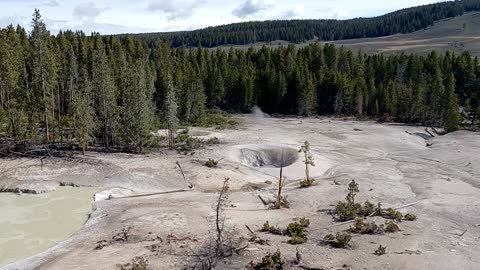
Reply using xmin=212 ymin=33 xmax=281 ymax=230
xmin=0 ymin=0 xmax=444 ymax=34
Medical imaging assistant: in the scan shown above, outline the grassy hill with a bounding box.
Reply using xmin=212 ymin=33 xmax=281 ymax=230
xmin=331 ymin=11 xmax=480 ymax=56
xmin=209 ymin=12 xmax=480 ymax=57
xmin=126 ymin=0 xmax=480 ymax=49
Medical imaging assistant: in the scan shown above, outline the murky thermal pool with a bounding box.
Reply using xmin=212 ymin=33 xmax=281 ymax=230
xmin=0 ymin=187 xmax=96 ymax=267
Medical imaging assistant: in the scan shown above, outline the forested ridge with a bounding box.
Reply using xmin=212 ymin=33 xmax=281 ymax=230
xmin=128 ymin=0 xmax=480 ymax=48
xmin=0 ymin=10 xmax=479 ymax=153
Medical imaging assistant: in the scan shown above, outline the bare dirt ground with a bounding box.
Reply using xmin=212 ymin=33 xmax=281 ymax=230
xmin=1 ymin=115 xmax=480 ymax=270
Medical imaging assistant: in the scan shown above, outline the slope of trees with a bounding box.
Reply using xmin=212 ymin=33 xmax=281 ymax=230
xmin=0 ymin=10 xmax=479 ymax=152
xmin=127 ymin=0 xmax=480 ymax=48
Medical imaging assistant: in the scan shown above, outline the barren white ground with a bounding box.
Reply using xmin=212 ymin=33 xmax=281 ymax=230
xmin=1 ymin=115 xmax=479 ymax=270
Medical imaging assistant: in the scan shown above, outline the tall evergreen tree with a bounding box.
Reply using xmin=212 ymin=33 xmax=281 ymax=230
xmin=120 ymin=58 xmax=154 ymax=151
xmin=162 ymin=72 xmax=178 ymax=149
xmin=31 ymin=9 xmax=56 ymax=143
xmin=92 ymin=35 xmax=118 ymax=148
xmin=444 ymin=72 xmax=461 ymax=132
xmin=73 ymin=67 xmax=94 ymax=154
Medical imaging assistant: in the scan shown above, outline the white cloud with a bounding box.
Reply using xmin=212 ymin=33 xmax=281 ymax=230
xmin=43 ymin=0 xmax=59 ymax=7
xmin=147 ymin=0 xmax=206 ymax=20
xmin=232 ymin=0 xmax=274 ymax=19
xmin=73 ymin=2 xmax=103 ymax=21
xmin=276 ymin=5 xmax=304 ymax=19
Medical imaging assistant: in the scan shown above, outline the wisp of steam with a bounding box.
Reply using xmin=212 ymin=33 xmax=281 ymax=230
xmin=252 ymin=106 xmax=269 ymax=118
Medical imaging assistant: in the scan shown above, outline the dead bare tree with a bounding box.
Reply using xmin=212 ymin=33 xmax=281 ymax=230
xmin=191 ymin=178 xmax=248 ymax=269
xmin=215 ymin=178 xmax=230 ymax=255
xmin=275 ymin=150 xmax=285 ymax=209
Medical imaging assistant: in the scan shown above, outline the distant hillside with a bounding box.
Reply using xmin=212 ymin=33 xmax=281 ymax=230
xmin=217 ymin=11 xmax=480 ymax=57
xmin=331 ymin=11 xmax=480 ymax=57
xmin=125 ymin=0 xmax=480 ymax=48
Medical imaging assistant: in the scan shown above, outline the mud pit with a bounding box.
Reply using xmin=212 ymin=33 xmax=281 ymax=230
xmin=1 ymin=116 xmax=480 ymax=270
xmin=0 ymin=187 xmax=96 ymax=267
xmin=230 ymin=145 xmax=298 ymax=168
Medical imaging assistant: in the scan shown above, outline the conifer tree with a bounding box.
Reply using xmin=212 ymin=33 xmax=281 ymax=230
xmin=428 ymin=62 xmax=445 ymax=125
xmin=92 ymin=35 xmax=118 ymax=148
xmin=444 ymin=72 xmax=461 ymax=132
xmin=163 ymin=72 xmax=179 ymax=149
xmin=120 ymin=59 xmax=154 ymax=152
xmin=275 ymin=71 xmax=287 ymax=112
xmin=297 ymin=69 xmax=316 ymax=116
xmin=30 ymin=9 xmax=57 ymax=143
xmin=73 ymin=67 xmax=94 ymax=154
xmin=0 ymin=25 xmax=28 ymax=140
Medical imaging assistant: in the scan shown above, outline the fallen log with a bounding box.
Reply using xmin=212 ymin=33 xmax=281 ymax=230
xmin=258 ymin=195 xmax=270 ymax=206
xmin=425 ymin=128 xmax=435 ymax=138
xmin=111 ymin=188 xmax=193 ymax=200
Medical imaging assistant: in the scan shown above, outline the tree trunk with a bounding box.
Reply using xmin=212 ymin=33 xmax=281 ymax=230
xmin=276 ymin=150 xmax=284 ymax=208
xmin=305 ymin=155 xmax=309 ymax=180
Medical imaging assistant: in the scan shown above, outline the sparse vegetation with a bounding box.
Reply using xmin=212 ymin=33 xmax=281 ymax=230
xmin=335 ymin=232 xmax=352 ymax=248
xmin=349 ymin=218 xmax=403 ymax=235
xmin=300 ymin=178 xmax=316 ymax=188
xmin=298 ymin=217 xmax=311 ymax=228
xmin=324 ymin=234 xmax=335 ymax=241
xmin=249 ymin=249 xmax=284 ymax=270
xmin=404 ymin=213 xmax=417 ymax=221
xmin=286 ymin=221 xmax=308 ymax=245
xmin=336 ymin=180 xmax=377 ymax=221
xmin=383 ymin=208 xmax=403 ymax=222
xmin=323 ymin=232 xmax=352 ymax=248
xmin=199 ymin=110 xmax=238 ymax=130
xmin=205 ymin=159 xmax=219 ymax=168
xmin=261 ymin=221 xmax=282 ymax=235
xmin=273 ymin=195 xmax=290 ymax=209
xmin=118 ymin=256 xmax=148 ymax=270
xmin=360 ymin=201 xmax=376 ymax=216
xmin=349 ymin=219 xmax=381 ymax=234
xmin=260 ymin=218 xmax=310 ymax=245
xmin=375 ymin=245 xmax=387 ymax=256
xmin=385 ymin=221 xmax=400 ymax=233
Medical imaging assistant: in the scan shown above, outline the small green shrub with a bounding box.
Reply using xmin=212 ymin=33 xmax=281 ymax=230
xmin=404 ymin=213 xmax=417 ymax=221
xmin=200 ymin=110 xmax=238 ymax=130
xmin=375 ymin=245 xmax=387 ymax=256
xmin=288 ymin=236 xmax=307 ymax=245
xmin=253 ymin=249 xmax=284 ymax=270
xmin=118 ymin=256 xmax=148 ymax=270
xmin=323 ymin=234 xmax=335 ymax=241
xmin=323 ymin=232 xmax=352 ymax=248
xmin=335 ymin=180 xmax=377 ymax=221
xmin=334 ymin=232 xmax=352 ymax=248
xmin=300 ymin=178 xmax=315 ymax=188
xmin=383 ymin=208 xmax=403 ymax=222
xmin=336 ymin=201 xmax=361 ymax=221
xmin=175 ymin=133 xmax=201 ymax=151
xmin=349 ymin=219 xmax=380 ymax=234
xmin=261 ymin=221 xmax=282 ymax=235
xmin=286 ymin=222 xmax=308 ymax=245
xmin=385 ymin=221 xmax=400 ymax=233
xmin=275 ymin=195 xmax=290 ymax=209
xmin=360 ymin=201 xmax=376 ymax=216
xmin=205 ymin=159 xmax=218 ymax=168
xmin=298 ymin=217 xmax=310 ymax=228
